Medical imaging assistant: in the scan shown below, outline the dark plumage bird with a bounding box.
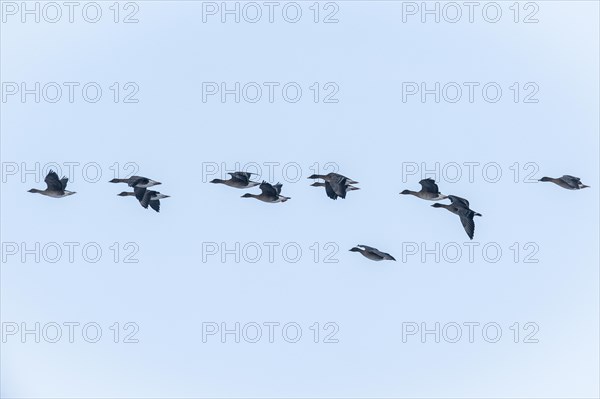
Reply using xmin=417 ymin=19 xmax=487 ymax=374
xmin=539 ymin=175 xmax=589 ymax=190
xmin=310 ymin=178 xmax=360 ymax=200
xmin=400 ymin=178 xmax=447 ymax=201
xmin=28 ymin=170 xmax=75 ymax=198
xmin=431 ymin=195 xmax=482 ymax=240
xmin=349 ymin=245 xmax=396 ymax=261
xmin=109 ymin=176 xmax=161 ymax=188
xmin=241 ymin=181 xmax=290 ymax=203
xmin=210 ymin=172 xmax=260 ymax=189
xmin=118 ymin=187 xmax=170 ymax=212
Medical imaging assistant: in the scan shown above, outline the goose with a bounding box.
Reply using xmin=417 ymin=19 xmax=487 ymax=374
xmin=210 ymin=172 xmax=260 ymax=188
xmin=431 ymin=195 xmax=482 ymax=240
xmin=118 ymin=187 xmax=170 ymax=212
xmin=241 ymin=181 xmax=290 ymax=203
xmin=310 ymin=179 xmax=360 ymax=200
xmin=539 ymin=175 xmax=589 ymax=190
xmin=307 ymin=173 xmax=359 ymax=185
xmin=349 ymin=245 xmax=396 ymax=261
xmin=400 ymin=178 xmax=447 ymax=201
xmin=28 ymin=170 xmax=75 ymax=198
xmin=109 ymin=176 xmax=161 ymax=188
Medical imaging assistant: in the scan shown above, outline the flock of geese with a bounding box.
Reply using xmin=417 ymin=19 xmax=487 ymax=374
xmin=28 ymin=169 xmax=590 ymax=262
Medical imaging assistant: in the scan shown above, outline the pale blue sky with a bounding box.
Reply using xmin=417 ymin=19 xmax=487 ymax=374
xmin=1 ymin=1 xmax=599 ymax=398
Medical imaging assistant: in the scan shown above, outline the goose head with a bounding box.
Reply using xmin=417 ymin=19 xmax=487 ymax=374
xmin=400 ymin=189 xmax=412 ymax=195
xmin=539 ymin=177 xmax=552 ymax=182
xmin=241 ymin=193 xmax=254 ymax=198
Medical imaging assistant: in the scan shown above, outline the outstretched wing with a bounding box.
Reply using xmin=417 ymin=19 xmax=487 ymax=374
xmin=324 ymin=181 xmax=338 ymax=200
xmin=133 ymin=187 xmax=147 ymax=202
xmin=458 ymin=210 xmax=476 ymax=240
xmin=359 ymin=245 xmax=395 ymax=260
xmin=44 ymin=170 xmax=63 ymax=191
xmin=419 ymin=178 xmax=440 ymax=194
xmin=129 ymin=176 xmax=149 ymax=187
xmin=272 ymin=183 xmax=283 ymax=195
xmin=140 ymin=190 xmax=155 ymax=209
xmin=448 ymin=195 xmax=470 ymax=208
xmin=60 ymin=177 xmax=69 ymax=190
xmin=148 ymin=200 xmax=160 ymax=213
xmin=561 ymin=175 xmax=580 ymax=188
xmin=329 ymin=177 xmax=347 ymax=199
xmin=259 ymin=181 xmax=278 ymax=197
xmin=229 ymin=172 xmax=251 ymax=185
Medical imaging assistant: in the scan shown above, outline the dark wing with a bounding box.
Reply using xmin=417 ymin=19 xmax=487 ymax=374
xmin=259 ymin=181 xmax=278 ymax=198
xmin=561 ymin=175 xmax=580 ymax=188
xmin=324 ymin=181 xmax=339 ymax=200
xmin=148 ymin=200 xmax=160 ymax=213
xmin=272 ymin=183 xmax=283 ymax=195
xmin=44 ymin=170 xmax=63 ymax=191
xmin=329 ymin=177 xmax=347 ymax=198
xmin=458 ymin=209 xmax=476 ymax=240
xmin=419 ymin=178 xmax=440 ymax=194
xmin=140 ymin=190 xmax=155 ymax=209
xmin=448 ymin=195 xmax=470 ymax=208
xmin=133 ymin=187 xmax=147 ymax=202
xmin=60 ymin=177 xmax=69 ymax=190
xmin=229 ymin=172 xmax=250 ymax=185
xmin=129 ymin=176 xmax=149 ymax=187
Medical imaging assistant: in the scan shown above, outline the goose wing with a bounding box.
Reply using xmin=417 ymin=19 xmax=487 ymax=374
xmin=60 ymin=177 xmax=69 ymax=190
xmin=140 ymin=190 xmax=156 ymax=209
xmin=44 ymin=170 xmax=63 ymax=191
xmin=133 ymin=187 xmax=147 ymax=202
xmin=328 ymin=177 xmax=347 ymax=198
xmin=148 ymin=200 xmax=160 ymax=213
xmin=324 ymin=181 xmax=339 ymax=200
xmin=259 ymin=181 xmax=278 ymax=198
xmin=448 ymin=195 xmax=470 ymax=208
xmin=561 ymin=175 xmax=581 ymax=188
xmin=229 ymin=172 xmax=252 ymax=184
xmin=359 ymin=245 xmax=395 ymax=260
xmin=128 ymin=176 xmax=149 ymax=187
xmin=457 ymin=209 xmax=476 ymax=240
xmin=419 ymin=178 xmax=440 ymax=194
xmin=272 ymin=183 xmax=283 ymax=195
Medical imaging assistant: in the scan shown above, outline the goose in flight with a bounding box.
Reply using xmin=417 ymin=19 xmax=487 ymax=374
xmin=539 ymin=175 xmax=589 ymax=190
xmin=241 ymin=181 xmax=290 ymax=203
xmin=349 ymin=245 xmax=396 ymax=261
xmin=307 ymin=172 xmax=359 ymax=185
xmin=431 ymin=195 xmax=482 ymax=240
xmin=400 ymin=178 xmax=447 ymax=201
xmin=28 ymin=170 xmax=75 ymax=198
xmin=118 ymin=187 xmax=170 ymax=212
xmin=210 ymin=172 xmax=260 ymax=188
xmin=110 ymin=176 xmax=161 ymax=188
xmin=310 ymin=178 xmax=360 ymax=200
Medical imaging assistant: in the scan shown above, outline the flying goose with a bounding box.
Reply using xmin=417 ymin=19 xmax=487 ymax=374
xmin=118 ymin=187 xmax=170 ymax=212
xmin=400 ymin=178 xmax=448 ymax=201
xmin=307 ymin=173 xmax=359 ymax=185
xmin=431 ymin=195 xmax=482 ymax=240
xmin=310 ymin=178 xmax=360 ymax=200
xmin=241 ymin=181 xmax=290 ymax=203
xmin=539 ymin=175 xmax=589 ymax=190
xmin=110 ymin=176 xmax=161 ymax=188
xmin=210 ymin=172 xmax=260 ymax=189
xmin=28 ymin=170 xmax=75 ymax=198
xmin=349 ymin=245 xmax=396 ymax=261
